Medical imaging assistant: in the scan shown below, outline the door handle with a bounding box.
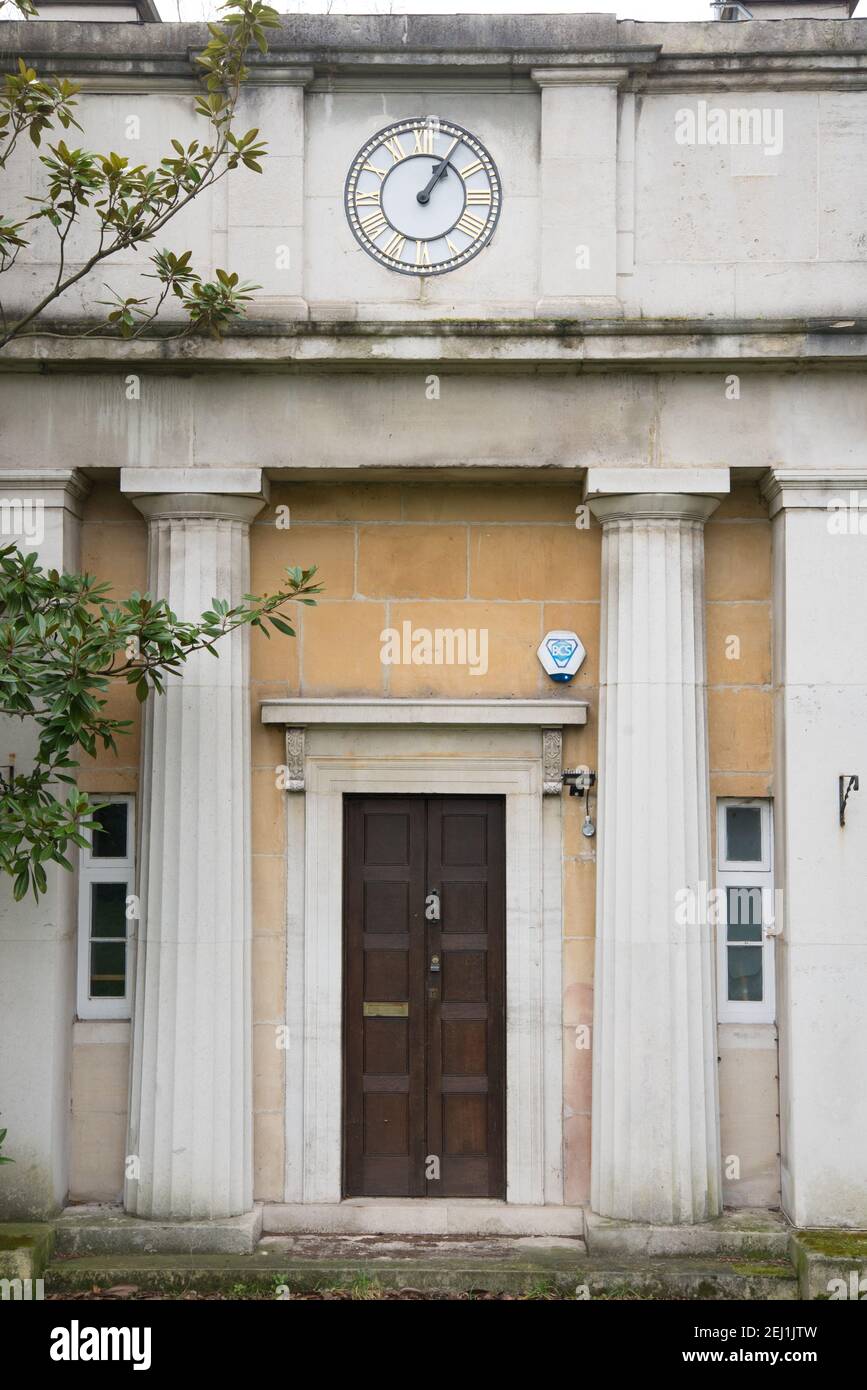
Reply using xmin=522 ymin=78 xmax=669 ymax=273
xmin=429 ymin=954 xmax=441 ymax=973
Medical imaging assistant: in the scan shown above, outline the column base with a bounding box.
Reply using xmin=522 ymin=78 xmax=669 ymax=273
xmin=57 ymin=1204 xmax=263 ymax=1256
xmin=584 ymin=1208 xmax=789 ymax=1257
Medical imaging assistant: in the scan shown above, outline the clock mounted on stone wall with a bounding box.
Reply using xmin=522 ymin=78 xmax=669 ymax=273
xmin=344 ymin=116 xmax=501 ymax=276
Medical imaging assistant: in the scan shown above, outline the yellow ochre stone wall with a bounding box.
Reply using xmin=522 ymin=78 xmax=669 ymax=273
xmin=69 ymin=478 xmax=776 ymax=1209
xmin=250 ymin=480 xmax=599 ymax=1198
xmin=70 ymin=485 xmax=148 ymax=1202
xmin=705 ymin=485 xmax=780 ymax=1209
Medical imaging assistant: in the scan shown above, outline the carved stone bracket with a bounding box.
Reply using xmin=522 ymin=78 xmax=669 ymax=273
xmin=542 ymin=728 xmax=563 ymax=796
xmin=284 ymin=727 xmax=306 ymax=792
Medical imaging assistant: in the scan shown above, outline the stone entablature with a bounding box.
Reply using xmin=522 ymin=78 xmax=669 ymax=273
xmin=1 ymin=13 xmax=865 ymax=329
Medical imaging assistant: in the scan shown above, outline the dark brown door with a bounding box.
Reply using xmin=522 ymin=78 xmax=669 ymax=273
xmin=343 ymin=795 xmax=505 ymax=1198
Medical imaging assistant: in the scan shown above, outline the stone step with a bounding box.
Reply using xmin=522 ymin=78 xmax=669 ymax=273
xmin=45 ymin=1236 xmax=799 ymax=1300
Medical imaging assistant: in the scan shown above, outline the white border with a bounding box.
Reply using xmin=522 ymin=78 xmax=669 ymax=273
xmin=716 ymin=797 xmax=776 ymax=1025
xmin=76 ymin=793 xmax=135 ymax=1021
xmin=283 ymin=737 xmax=564 ymax=1207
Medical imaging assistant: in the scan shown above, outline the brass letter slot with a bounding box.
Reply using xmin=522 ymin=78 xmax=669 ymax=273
xmin=363 ymin=1002 xmax=409 ymax=1018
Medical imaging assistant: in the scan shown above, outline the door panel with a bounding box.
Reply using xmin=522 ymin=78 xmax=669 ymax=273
xmin=343 ymin=795 xmax=505 ymax=1198
xmin=343 ymin=798 xmax=426 ymax=1197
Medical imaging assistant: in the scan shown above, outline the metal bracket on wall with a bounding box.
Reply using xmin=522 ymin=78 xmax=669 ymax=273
xmin=839 ymin=774 xmax=859 ymax=826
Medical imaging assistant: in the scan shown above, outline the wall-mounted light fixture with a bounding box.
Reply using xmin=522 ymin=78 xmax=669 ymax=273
xmin=839 ymin=775 xmax=859 ymax=827
xmin=563 ymin=766 xmax=597 ymax=837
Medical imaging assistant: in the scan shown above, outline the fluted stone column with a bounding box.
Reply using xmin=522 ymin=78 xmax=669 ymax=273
xmin=588 ymin=489 xmax=722 ymax=1224
xmin=0 ymin=470 xmax=88 ymax=1218
xmin=123 ymin=470 xmax=266 ymax=1220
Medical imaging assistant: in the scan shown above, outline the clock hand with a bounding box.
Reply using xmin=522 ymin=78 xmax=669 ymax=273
xmin=416 ymin=138 xmax=460 ymax=205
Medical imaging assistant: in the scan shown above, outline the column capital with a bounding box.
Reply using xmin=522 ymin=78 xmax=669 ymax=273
xmin=584 ymin=466 xmax=728 ymax=525
xmin=761 ymin=468 xmax=867 ymax=516
xmin=120 ymin=466 xmax=269 ymax=524
xmin=589 ymin=493 xmax=720 ymax=525
xmin=0 ymin=468 xmax=90 ymax=571
xmin=531 ymin=65 xmax=631 ymax=88
xmin=0 ymin=467 xmax=90 ymax=508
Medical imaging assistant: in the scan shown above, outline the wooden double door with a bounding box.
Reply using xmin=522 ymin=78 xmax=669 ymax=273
xmin=343 ymin=795 xmax=505 ymax=1198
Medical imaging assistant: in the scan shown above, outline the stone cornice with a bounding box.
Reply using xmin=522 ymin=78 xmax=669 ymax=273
xmin=761 ymin=468 xmax=867 ymax=515
xmin=260 ymin=697 xmax=588 ymax=728
xmin=2 ymin=16 xmax=867 ymax=87
xmin=2 ymin=319 xmax=866 ymax=373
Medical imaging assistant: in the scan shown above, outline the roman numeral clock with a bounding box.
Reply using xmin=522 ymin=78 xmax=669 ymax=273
xmin=344 ymin=117 xmax=501 ymax=276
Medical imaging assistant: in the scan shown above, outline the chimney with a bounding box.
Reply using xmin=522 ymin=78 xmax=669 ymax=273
xmin=712 ymin=0 xmax=858 ymax=17
xmin=31 ymin=0 xmax=162 ymax=19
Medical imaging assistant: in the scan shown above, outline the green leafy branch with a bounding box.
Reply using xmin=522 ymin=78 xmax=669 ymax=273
xmin=0 ymin=0 xmax=280 ymax=346
xmin=0 ymin=542 xmax=321 ymax=899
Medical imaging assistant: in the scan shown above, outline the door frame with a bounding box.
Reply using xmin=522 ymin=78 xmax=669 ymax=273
xmin=282 ymin=723 xmax=567 ymax=1207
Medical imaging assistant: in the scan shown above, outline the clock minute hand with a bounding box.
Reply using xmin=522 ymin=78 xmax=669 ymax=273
xmin=416 ymin=138 xmax=460 ymax=205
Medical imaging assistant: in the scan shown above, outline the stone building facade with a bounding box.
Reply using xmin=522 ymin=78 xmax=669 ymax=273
xmin=0 ymin=8 xmax=865 ymax=1235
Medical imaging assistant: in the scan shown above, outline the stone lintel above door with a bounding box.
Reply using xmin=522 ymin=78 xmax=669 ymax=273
xmin=261 ymin=697 xmax=588 ymax=728
xmin=261 ymin=698 xmax=589 ymax=796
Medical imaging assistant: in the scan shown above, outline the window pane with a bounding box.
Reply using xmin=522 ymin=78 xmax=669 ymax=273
xmin=90 ymin=882 xmax=127 ymax=938
xmin=90 ymin=941 xmax=126 ymax=998
xmin=92 ymin=802 xmax=128 ymax=859
xmin=726 ymin=805 xmax=762 ymax=862
xmin=726 ymin=885 xmax=763 ymax=942
xmin=727 ymin=945 xmax=763 ymax=1002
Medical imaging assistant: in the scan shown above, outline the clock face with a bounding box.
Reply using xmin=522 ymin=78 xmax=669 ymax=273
xmin=344 ymin=117 xmax=501 ymax=277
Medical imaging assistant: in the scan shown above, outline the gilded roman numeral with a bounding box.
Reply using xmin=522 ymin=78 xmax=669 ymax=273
xmin=355 ymin=189 xmax=381 ymax=207
xmin=460 ymin=159 xmax=484 ymax=178
xmin=466 ymin=189 xmax=491 ymax=206
xmin=383 ymin=231 xmax=406 ymax=259
xmin=415 ymin=240 xmax=431 ymax=267
xmin=383 ymin=135 xmax=407 ymax=163
xmin=455 ymin=211 xmax=487 ymax=238
xmin=360 ymin=211 xmax=388 ymax=239
xmin=445 ymin=237 xmax=459 ymax=257
xmin=413 ymin=126 xmax=435 ymax=155
xmin=362 ymin=161 xmax=387 ymax=180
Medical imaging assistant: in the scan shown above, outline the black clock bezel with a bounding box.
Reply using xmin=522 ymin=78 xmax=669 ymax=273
xmin=344 ymin=116 xmax=502 ymax=278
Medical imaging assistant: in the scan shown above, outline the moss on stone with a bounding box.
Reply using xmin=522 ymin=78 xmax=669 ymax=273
xmin=796 ymin=1231 xmax=867 ymax=1259
xmin=730 ymin=1262 xmax=793 ymax=1278
xmin=0 ymin=1233 xmax=35 ymax=1251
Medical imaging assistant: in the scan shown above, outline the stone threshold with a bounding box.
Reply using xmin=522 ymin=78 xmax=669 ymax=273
xmin=262 ymin=1199 xmax=585 ymax=1239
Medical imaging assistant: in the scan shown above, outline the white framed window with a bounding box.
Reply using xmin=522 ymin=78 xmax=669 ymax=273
xmin=716 ymin=798 xmax=776 ymax=1024
xmin=76 ymin=795 xmax=135 ymax=1020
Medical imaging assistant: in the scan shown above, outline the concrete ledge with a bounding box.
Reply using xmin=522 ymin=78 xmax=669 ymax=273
xmin=263 ymin=1200 xmax=585 ymax=1239
xmin=0 ymin=1223 xmax=54 ymax=1280
xmin=53 ymin=1204 xmax=263 ymax=1257
xmin=790 ymin=1230 xmax=867 ymax=1300
xmin=4 ymin=322 xmax=867 ymax=374
xmin=584 ymin=1208 xmax=790 ymax=1258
